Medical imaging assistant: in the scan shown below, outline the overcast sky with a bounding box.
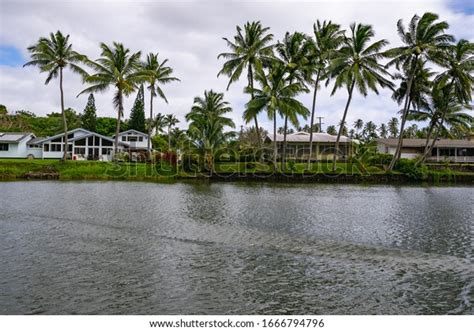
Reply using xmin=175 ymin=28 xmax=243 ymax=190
xmin=0 ymin=0 xmax=473 ymax=132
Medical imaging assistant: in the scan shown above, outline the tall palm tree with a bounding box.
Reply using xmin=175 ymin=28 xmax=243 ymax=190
xmin=379 ymin=123 xmax=388 ymax=138
xmin=218 ymin=21 xmax=274 ymax=150
xmin=384 ymin=12 xmax=453 ymax=170
xmin=363 ymin=121 xmax=378 ymax=140
xmin=353 ymin=119 xmax=364 ymax=133
xmin=244 ymin=62 xmax=309 ymax=167
xmin=143 ymin=53 xmax=179 ymax=157
xmin=413 ymin=83 xmax=473 ymax=163
xmin=275 ymin=32 xmax=312 ymax=167
xmin=24 ymin=31 xmax=87 ymax=160
xmin=164 ymin=114 xmax=180 ymax=151
xmin=306 ymin=20 xmax=345 ymax=168
xmin=329 ymin=23 xmax=393 ymax=171
xmin=186 ymin=90 xmax=235 ymax=173
xmin=79 ymin=42 xmax=146 ymax=154
xmin=388 ymin=117 xmax=399 ymax=137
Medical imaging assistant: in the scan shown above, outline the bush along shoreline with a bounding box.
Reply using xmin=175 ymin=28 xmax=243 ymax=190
xmin=0 ymin=159 xmax=473 ymax=184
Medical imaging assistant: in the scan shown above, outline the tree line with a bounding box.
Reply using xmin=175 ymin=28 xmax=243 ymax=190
xmin=20 ymin=11 xmax=474 ymax=170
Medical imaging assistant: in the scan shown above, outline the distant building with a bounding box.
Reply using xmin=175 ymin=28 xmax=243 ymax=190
xmin=0 ymin=132 xmax=39 ymax=159
xmin=375 ymin=136 xmax=474 ymax=163
xmin=265 ymin=131 xmax=355 ymax=161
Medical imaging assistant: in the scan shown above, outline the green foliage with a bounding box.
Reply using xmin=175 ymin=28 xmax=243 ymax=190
xmin=95 ymin=117 xmax=128 ymax=137
xmin=287 ymin=160 xmax=297 ymax=171
xmin=81 ymin=93 xmax=97 ymax=132
xmin=0 ymin=105 xmax=7 ymax=115
xmin=128 ymin=85 xmax=146 ymax=133
xmin=151 ymin=135 xmax=168 ymax=151
xmin=394 ymin=159 xmax=428 ymax=180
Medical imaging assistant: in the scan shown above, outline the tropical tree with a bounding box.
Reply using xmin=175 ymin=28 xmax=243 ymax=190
xmin=306 ymin=20 xmax=345 ymax=168
xmin=413 ymin=82 xmax=473 ymax=163
xmin=244 ymin=62 xmax=309 ymax=166
xmin=79 ymin=42 xmax=147 ymax=154
xmin=388 ymin=117 xmax=399 ymax=137
xmin=143 ymin=53 xmax=179 ymax=156
xmin=164 ymin=114 xmax=180 ymax=151
xmin=379 ymin=123 xmax=388 ymax=138
xmin=128 ymin=84 xmax=146 ymax=133
xmin=186 ymin=90 xmax=235 ymax=173
xmin=326 ymin=125 xmax=337 ymax=135
xmin=363 ymin=121 xmax=378 ymax=140
xmin=275 ymin=32 xmax=312 ymax=167
xmin=218 ymin=21 xmax=274 ymax=149
xmin=329 ymin=23 xmax=393 ymax=171
xmin=384 ymin=12 xmax=454 ymax=170
xmin=24 ymin=30 xmax=88 ymax=160
xmin=81 ymin=93 xmax=97 ymax=132
xmin=353 ymin=118 xmax=364 ymax=136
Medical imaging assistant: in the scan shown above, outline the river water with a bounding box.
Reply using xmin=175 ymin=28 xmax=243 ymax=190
xmin=0 ymin=181 xmax=472 ymax=314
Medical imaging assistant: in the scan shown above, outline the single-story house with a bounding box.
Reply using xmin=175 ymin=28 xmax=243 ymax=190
xmin=0 ymin=128 xmax=130 ymax=160
xmin=265 ymin=131 xmax=355 ymax=161
xmin=375 ymin=137 xmax=474 ymax=163
xmin=0 ymin=132 xmax=40 ymax=159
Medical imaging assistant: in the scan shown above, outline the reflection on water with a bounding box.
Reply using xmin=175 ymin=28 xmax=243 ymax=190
xmin=0 ymin=181 xmax=472 ymax=314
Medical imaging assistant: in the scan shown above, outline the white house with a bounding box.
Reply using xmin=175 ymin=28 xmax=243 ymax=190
xmin=0 ymin=132 xmax=41 ymax=159
xmin=114 ymin=129 xmax=149 ymax=150
xmin=35 ymin=128 xmax=130 ymax=161
xmin=375 ymin=137 xmax=474 ymax=163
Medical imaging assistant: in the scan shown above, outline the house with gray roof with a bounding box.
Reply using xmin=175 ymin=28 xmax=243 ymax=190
xmin=376 ymin=135 xmax=474 ymax=163
xmin=265 ymin=131 xmax=355 ymax=161
xmin=0 ymin=132 xmax=40 ymax=159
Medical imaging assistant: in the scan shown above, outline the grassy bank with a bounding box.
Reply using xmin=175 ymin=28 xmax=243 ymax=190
xmin=0 ymin=159 xmax=473 ymax=184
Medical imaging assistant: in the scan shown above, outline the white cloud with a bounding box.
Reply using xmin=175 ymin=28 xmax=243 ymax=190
xmin=0 ymin=0 xmax=472 ymax=132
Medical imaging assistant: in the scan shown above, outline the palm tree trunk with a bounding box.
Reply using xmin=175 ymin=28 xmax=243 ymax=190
xmin=415 ymin=117 xmax=437 ymax=166
xmin=168 ymin=126 xmax=171 ymax=151
xmin=332 ymin=80 xmax=355 ymax=172
xmin=114 ymin=89 xmax=123 ymax=156
xmin=248 ymin=64 xmax=262 ymax=154
xmin=148 ymin=92 xmax=153 ymax=160
xmin=420 ymin=113 xmax=447 ymax=165
xmin=282 ymin=115 xmax=289 ymax=171
xmin=273 ymin=111 xmax=277 ymax=169
xmin=388 ymin=56 xmax=418 ymax=171
xmin=59 ymin=67 xmax=68 ymax=161
xmin=307 ymin=70 xmax=320 ymax=170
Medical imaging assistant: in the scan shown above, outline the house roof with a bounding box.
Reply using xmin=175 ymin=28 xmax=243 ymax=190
xmin=266 ymin=131 xmax=353 ymax=143
xmin=0 ymin=132 xmax=34 ymax=143
xmin=27 ymin=137 xmax=45 ymax=145
xmin=375 ymin=138 xmax=474 ymax=148
xmin=69 ymin=132 xmax=129 ymax=146
xmin=113 ymin=129 xmax=148 ymax=137
xmin=35 ymin=128 xmax=92 ymax=144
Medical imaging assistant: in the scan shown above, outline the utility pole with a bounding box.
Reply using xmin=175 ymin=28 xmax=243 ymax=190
xmin=315 ymin=117 xmax=324 ymax=132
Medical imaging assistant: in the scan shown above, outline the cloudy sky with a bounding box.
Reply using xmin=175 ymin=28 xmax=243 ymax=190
xmin=0 ymin=0 xmax=473 ymax=132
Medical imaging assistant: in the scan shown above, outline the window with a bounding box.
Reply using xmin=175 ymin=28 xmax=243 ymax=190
xmin=0 ymin=143 xmax=8 ymax=151
xmin=138 ymin=137 xmax=143 ymax=142
xmin=128 ymin=136 xmax=137 ymax=142
xmin=88 ymin=136 xmax=94 ymax=146
xmin=51 ymin=144 xmax=62 ymax=152
xmin=102 ymin=139 xmax=113 ymax=146
xmin=122 ymin=136 xmax=126 ymax=142
xmin=102 ymin=148 xmax=111 ymax=155
xmin=44 ymin=144 xmax=50 ymax=152
xmin=76 ymin=138 xmax=86 ymax=146
xmin=74 ymin=147 xmax=86 ymax=155
xmin=52 ymin=137 xmax=62 ymax=143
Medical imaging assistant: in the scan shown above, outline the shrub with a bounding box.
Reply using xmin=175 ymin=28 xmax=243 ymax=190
xmin=370 ymin=153 xmax=393 ymax=166
xmin=287 ymin=160 xmax=297 ymax=172
xmin=245 ymin=162 xmax=257 ymax=170
xmin=395 ymin=159 xmax=428 ymax=180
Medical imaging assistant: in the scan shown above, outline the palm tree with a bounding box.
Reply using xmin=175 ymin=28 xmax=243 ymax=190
xmin=143 ymin=53 xmax=179 ymax=157
xmin=388 ymin=117 xmax=399 ymax=137
xmin=329 ymin=23 xmax=393 ymax=171
xmin=326 ymin=125 xmax=337 ymax=135
xmin=218 ymin=21 xmax=274 ymax=150
xmin=306 ymin=21 xmax=345 ymax=168
xmin=384 ymin=12 xmax=454 ymax=170
xmin=244 ymin=62 xmax=309 ymax=167
xmin=353 ymin=119 xmax=364 ymax=133
xmin=79 ymin=42 xmax=146 ymax=154
xmin=413 ymin=83 xmax=473 ymax=163
xmin=379 ymin=123 xmax=388 ymax=138
xmin=275 ymin=32 xmax=312 ymax=167
xmin=164 ymin=114 xmax=180 ymax=151
xmin=24 ymin=31 xmax=87 ymax=160
xmin=363 ymin=121 xmax=378 ymax=140
xmin=186 ymin=90 xmax=235 ymax=173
